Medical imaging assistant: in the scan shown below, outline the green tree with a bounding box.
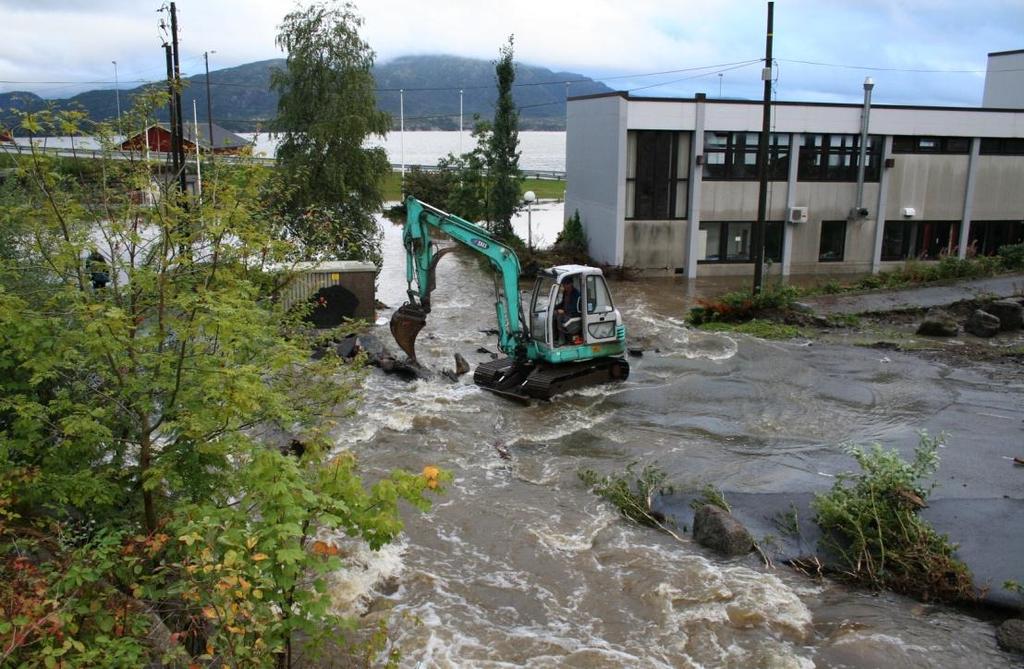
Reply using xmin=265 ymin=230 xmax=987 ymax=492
xmin=0 ymin=101 xmax=443 ymax=667
xmin=271 ymin=1 xmax=390 ymax=265
xmin=485 ymin=37 xmax=522 ymax=239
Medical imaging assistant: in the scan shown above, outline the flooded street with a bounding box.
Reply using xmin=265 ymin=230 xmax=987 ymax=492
xmin=329 ymin=209 xmax=1021 ymax=668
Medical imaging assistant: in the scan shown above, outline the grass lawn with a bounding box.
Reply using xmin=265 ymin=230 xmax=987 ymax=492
xmin=382 ymin=171 xmax=566 ymax=203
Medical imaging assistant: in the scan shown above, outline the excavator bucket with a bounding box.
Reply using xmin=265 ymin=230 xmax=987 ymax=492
xmin=389 ymin=303 xmax=428 ymax=363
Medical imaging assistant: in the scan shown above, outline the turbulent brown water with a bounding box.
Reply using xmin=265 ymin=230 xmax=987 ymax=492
xmin=324 ymin=210 xmax=1020 ymax=668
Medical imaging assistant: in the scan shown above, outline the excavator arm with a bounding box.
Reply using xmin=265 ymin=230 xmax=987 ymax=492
xmin=390 ymin=197 xmax=527 ymax=362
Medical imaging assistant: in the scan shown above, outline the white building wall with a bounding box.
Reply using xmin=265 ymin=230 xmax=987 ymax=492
xmin=971 ymin=155 xmax=1024 ymax=219
xmin=884 ymin=155 xmax=971 ymax=221
xmin=564 ymin=95 xmax=627 ymax=265
xmin=567 ymin=93 xmax=1024 ymax=276
xmin=983 ymin=50 xmax=1024 ymax=109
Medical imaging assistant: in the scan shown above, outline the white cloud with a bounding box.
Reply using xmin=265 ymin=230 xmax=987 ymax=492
xmin=0 ymin=0 xmax=1021 ymax=106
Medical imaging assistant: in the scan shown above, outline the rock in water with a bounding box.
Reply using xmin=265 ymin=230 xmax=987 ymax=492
xmin=986 ymin=299 xmax=1023 ymax=331
xmin=355 ymin=334 xmax=388 ymax=359
xmin=454 ymin=353 xmax=470 ymax=376
xmin=996 ymin=618 xmax=1024 ymax=654
xmin=965 ymin=310 xmax=1001 ymax=338
xmin=916 ymin=309 xmax=958 ymax=337
xmin=335 ymin=334 xmax=358 ymax=359
xmin=692 ymin=505 xmax=753 ymax=556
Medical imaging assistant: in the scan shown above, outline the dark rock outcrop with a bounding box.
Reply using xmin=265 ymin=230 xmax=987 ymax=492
xmin=916 ymin=309 xmax=958 ymax=337
xmin=965 ymin=310 xmax=1001 ymax=338
xmin=986 ymin=299 xmax=1023 ymax=331
xmin=454 ymin=353 xmax=471 ymax=376
xmin=997 ymin=618 xmax=1024 ymax=654
xmin=692 ymin=505 xmax=753 ymax=556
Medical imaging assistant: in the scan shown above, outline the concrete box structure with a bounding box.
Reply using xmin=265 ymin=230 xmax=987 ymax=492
xmin=565 ymin=92 xmax=1024 ymax=277
xmin=280 ymin=261 xmax=378 ymax=323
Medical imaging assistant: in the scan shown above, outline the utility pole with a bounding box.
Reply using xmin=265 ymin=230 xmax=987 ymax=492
xmin=164 ymin=44 xmax=180 ymax=185
xmin=752 ymin=1 xmax=774 ymax=295
xmin=112 ymin=60 xmax=122 ymax=134
xmin=459 ymin=88 xmax=463 ymax=154
xmin=170 ymin=2 xmax=187 ymax=195
xmin=204 ymin=50 xmax=215 ymax=158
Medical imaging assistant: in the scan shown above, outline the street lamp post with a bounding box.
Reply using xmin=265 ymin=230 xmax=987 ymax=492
xmin=112 ymin=60 xmax=122 ymax=134
xmin=204 ymin=50 xmax=216 ymax=156
xmin=524 ymin=190 xmax=537 ymax=252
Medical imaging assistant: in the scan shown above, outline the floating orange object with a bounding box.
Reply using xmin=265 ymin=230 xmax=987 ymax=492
xmin=422 ymin=465 xmax=440 ymax=480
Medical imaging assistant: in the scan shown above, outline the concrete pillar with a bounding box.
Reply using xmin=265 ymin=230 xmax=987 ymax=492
xmin=613 ymin=96 xmax=628 ymax=267
xmin=685 ymin=95 xmax=706 ymax=279
xmin=871 ymin=135 xmax=894 ymax=273
xmin=958 ymin=137 xmax=981 ymax=259
xmin=781 ymin=133 xmax=802 ymax=277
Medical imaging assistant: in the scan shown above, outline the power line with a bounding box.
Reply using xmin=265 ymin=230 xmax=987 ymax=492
xmin=626 ymin=60 xmax=762 ymax=93
xmin=776 ymin=58 xmax=1024 ymax=74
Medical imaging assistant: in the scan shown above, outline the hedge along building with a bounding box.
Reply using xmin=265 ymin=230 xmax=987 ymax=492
xmin=565 ymin=51 xmax=1024 ymax=278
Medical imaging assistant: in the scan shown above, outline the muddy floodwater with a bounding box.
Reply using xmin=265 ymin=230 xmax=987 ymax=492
xmin=326 ymin=209 xmax=1022 ymax=668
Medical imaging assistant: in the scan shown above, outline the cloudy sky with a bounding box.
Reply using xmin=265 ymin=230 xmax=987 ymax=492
xmin=1 ymin=0 xmax=1021 ymax=107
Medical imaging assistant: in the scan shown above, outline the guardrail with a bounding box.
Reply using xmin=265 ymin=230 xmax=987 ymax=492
xmin=3 ymin=145 xmax=566 ymax=180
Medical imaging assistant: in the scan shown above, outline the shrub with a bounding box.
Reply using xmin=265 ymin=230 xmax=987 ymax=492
xmin=555 ymin=209 xmax=588 ymax=254
xmin=998 ymin=242 xmax=1024 ymax=270
xmin=812 ymin=433 xmax=973 ymax=602
xmin=688 ymin=285 xmax=799 ymax=325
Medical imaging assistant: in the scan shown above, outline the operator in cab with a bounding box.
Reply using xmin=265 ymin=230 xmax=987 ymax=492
xmin=555 ymin=277 xmax=582 ymax=345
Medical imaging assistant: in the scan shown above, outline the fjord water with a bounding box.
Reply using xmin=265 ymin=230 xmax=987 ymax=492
xmin=324 ymin=213 xmax=1019 ymax=668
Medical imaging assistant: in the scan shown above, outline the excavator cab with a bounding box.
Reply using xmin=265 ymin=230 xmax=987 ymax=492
xmin=529 ymin=266 xmax=622 ymax=351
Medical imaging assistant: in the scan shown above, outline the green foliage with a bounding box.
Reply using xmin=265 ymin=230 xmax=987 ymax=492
xmin=687 ymin=285 xmax=799 ymax=325
xmin=696 ymin=319 xmax=802 ymax=339
xmin=485 ymin=37 xmax=522 ymax=239
xmin=998 ymin=242 xmax=1024 ymax=270
xmin=689 ymin=484 xmax=731 ymax=513
xmin=438 ymin=122 xmax=491 ymax=223
xmin=0 ymin=102 xmax=442 ymax=666
xmin=579 ymin=463 xmax=672 ymax=529
xmin=554 ymin=209 xmax=589 ymax=260
xmin=812 ymin=433 xmax=974 ymax=602
xmin=401 ymin=167 xmax=455 ymax=211
xmin=271 ymin=1 xmax=390 ymax=263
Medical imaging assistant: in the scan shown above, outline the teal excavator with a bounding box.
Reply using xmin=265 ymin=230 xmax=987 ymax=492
xmin=389 ymin=197 xmax=629 ymax=400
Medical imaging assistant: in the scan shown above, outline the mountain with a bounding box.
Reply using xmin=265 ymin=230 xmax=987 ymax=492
xmin=0 ymin=55 xmax=613 ymax=133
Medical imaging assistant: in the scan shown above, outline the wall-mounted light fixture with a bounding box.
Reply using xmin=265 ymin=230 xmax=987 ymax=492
xmin=695 ymin=154 xmax=704 ymax=165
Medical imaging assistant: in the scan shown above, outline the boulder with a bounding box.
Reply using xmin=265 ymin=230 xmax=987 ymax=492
xmin=996 ymin=618 xmax=1024 ymax=654
xmin=916 ymin=309 xmax=958 ymax=337
xmin=335 ymin=335 xmax=358 ymax=359
xmin=986 ymin=299 xmax=1023 ymax=331
xmin=965 ymin=310 xmax=1001 ymax=338
xmin=355 ymin=334 xmax=389 ymax=359
xmin=692 ymin=504 xmax=753 ymax=556
xmin=454 ymin=353 xmax=471 ymax=376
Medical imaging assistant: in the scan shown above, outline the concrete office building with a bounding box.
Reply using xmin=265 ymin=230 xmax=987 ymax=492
xmin=565 ymin=61 xmax=1024 ymax=278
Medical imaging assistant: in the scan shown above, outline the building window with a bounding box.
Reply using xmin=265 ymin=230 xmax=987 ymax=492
xmin=703 ymin=132 xmax=790 ymax=180
xmin=881 ymin=221 xmax=959 ymax=261
xmin=892 ymin=136 xmax=971 ymax=154
xmin=968 ymin=221 xmax=1024 ymax=256
xmin=798 ymin=134 xmax=881 ymax=182
xmin=979 ymin=138 xmax=1024 ymax=155
xmin=698 ymin=221 xmax=783 ymax=263
xmin=626 ymin=130 xmax=689 ymax=220
xmin=818 ymin=220 xmax=847 ymax=262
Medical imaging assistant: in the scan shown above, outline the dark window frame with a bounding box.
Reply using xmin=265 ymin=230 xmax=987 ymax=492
xmin=798 ymin=133 xmax=882 ymax=182
xmin=980 ymin=138 xmax=1024 ymax=155
xmin=881 ymin=221 xmax=959 ymax=261
xmin=818 ymin=220 xmax=847 ymax=262
xmin=892 ymin=136 xmax=971 ymax=154
xmin=698 ymin=220 xmax=784 ymax=264
xmin=626 ymin=130 xmax=689 ymax=221
xmin=968 ymin=220 xmax=1024 ymax=256
xmin=702 ymin=131 xmax=790 ymax=181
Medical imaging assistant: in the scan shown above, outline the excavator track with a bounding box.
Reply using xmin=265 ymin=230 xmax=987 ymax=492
xmin=474 ymin=356 xmax=629 ymax=401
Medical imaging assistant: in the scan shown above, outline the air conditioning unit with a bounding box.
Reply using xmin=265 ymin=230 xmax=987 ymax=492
xmin=788 ymin=206 xmax=808 ymax=223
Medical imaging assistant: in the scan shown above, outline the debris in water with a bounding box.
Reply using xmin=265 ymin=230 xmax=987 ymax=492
xmin=454 ymin=353 xmax=470 ymax=376
xmin=628 ymin=347 xmax=644 ymax=358
xmin=494 ymin=442 xmax=511 ymax=461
